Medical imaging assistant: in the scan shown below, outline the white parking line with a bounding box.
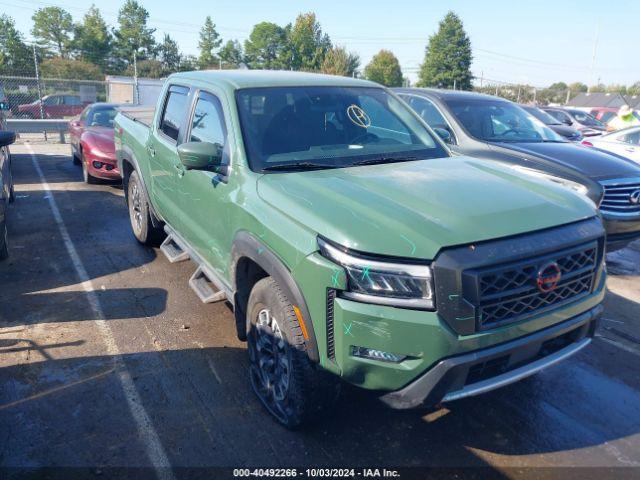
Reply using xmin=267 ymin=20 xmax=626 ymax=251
xmin=26 ymin=144 xmax=175 ymax=480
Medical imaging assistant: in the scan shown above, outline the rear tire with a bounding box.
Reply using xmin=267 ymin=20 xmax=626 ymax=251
xmin=127 ymin=170 xmax=164 ymax=246
xmin=247 ymin=277 xmax=340 ymax=429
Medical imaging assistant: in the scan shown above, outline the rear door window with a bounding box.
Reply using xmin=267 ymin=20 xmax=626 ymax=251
xmin=159 ymin=85 xmax=190 ymax=142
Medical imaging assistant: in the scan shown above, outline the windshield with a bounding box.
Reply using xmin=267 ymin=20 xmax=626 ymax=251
xmin=236 ymin=86 xmax=448 ymax=171
xmin=568 ymin=109 xmax=604 ymax=127
xmin=522 ymin=106 xmax=562 ymax=125
xmin=445 ymin=99 xmax=566 ymax=143
xmin=87 ymin=106 xmax=117 ymax=128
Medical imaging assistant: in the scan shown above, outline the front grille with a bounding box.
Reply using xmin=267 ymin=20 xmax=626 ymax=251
xmin=600 ymin=179 xmax=640 ymax=215
xmin=474 ymin=242 xmax=598 ymax=330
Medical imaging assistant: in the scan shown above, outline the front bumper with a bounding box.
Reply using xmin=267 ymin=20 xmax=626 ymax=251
xmin=86 ymin=154 xmax=121 ymax=180
xmin=602 ymin=215 xmax=640 ymax=250
xmin=380 ymin=304 xmax=601 ymax=409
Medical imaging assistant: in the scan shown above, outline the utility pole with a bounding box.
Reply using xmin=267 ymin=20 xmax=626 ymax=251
xmin=453 ymin=79 xmax=457 ymax=90
xmin=32 ymin=44 xmax=47 ymax=140
xmin=533 ymin=88 xmax=537 ymax=104
xmin=133 ymin=50 xmax=139 ymax=105
xmin=588 ymin=22 xmax=600 ymax=93
xmin=480 ymin=70 xmax=484 ymax=89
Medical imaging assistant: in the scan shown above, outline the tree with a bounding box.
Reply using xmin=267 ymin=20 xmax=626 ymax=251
xmin=628 ymin=82 xmax=640 ymax=96
xmin=289 ymin=12 xmax=331 ymax=71
xmin=198 ymin=16 xmax=222 ymax=69
xmin=74 ymin=5 xmax=111 ymax=72
xmin=244 ymin=22 xmax=290 ymax=70
xmin=568 ymin=82 xmax=588 ymax=94
xmin=125 ymin=59 xmax=164 ymax=78
xmin=364 ymin=50 xmax=403 ymax=87
xmin=31 ymin=7 xmax=74 ymax=58
xmin=321 ymin=46 xmax=360 ymax=77
xmin=178 ymin=55 xmax=199 ymax=72
xmin=418 ymin=11 xmax=472 ymax=90
xmin=159 ymin=34 xmax=181 ymax=73
xmin=40 ymin=57 xmax=103 ymax=80
xmin=218 ymin=40 xmax=244 ymax=68
xmin=112 ymin=0 xmax=156 ymax=72
xmin=0 ymin=14 xmax=33 ymax=75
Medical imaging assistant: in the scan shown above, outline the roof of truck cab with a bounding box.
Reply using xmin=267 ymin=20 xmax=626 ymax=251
xmin=166 ymin=69 xmax=379 ymax=90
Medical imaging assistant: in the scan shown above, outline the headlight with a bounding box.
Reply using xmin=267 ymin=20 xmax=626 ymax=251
xmin=511 ymin=165 xmax=589 ymax=196
xmin=318 ymin=237 xmax=434 ymax=310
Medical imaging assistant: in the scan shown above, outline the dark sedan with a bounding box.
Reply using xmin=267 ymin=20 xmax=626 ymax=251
xmin=395 ymin=88 xmax=640 ymax=250
xmin=542 ymin=107 xmax=606 ymax=137
xmin=521 ymin=105 xmax=582 ymax=141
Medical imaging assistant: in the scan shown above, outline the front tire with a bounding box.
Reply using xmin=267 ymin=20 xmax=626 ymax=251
xmin=127 ymin=170 xmax=163 ymax=246
xmin=247 ymin=277 xmax=339 ymax=428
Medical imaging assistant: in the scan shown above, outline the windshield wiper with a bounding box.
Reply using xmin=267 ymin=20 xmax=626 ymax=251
xmin=262 ymin=162 xmax=336 ymax=171
xmin=351 ymin=155 xmax=419 ymax=167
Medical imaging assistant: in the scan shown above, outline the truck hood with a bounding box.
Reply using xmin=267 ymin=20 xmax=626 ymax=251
xmin=256 ymin=157 xmax=596 ymax=260
xmin=488 ymin=141 xmax=640 ymax=180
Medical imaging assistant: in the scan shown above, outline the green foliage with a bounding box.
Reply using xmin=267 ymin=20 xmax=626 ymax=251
xmin=321 ymin=46 xmax=360 ymax=77
xmin=31 ymin=7 xmax=74 ymax=58
xmin=74 ymin=5 xmax=111 ymax=72
xmin=364 ymin=49 xmax=403 ymax=87
xmin=113 ymin=0 xmax=156 ymax=71
xmin=568 ymin=82 xmax=588 ymax=93
xmin=178 ymin=55 xmax=199 ymax=72
xmin=198 ymin=16 xmax=222 ymax=69
xmin=244 ymin=22 xmax=290 ymax=69
xmin=289 ymin=12 xmax=331 ymax=71
xmin=628 ymin=82 xmax=640 ymax=96
xmin=40 ymin=57 xmax=103 ymax=80
xmin=159 ymin=34 xmax=181 ymax=74
xmin=0 ymin=14 xmax=33 ymax=75
xmin=418 ymin=11 xmax=472 ymax=90
xmin=218 ymin=40 xmax=244 ymax=69
xmin=125 ymin=59 xmax=164 ymax=78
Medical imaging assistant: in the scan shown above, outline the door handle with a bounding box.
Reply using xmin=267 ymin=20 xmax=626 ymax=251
xmin=625 ymin=147 xmax=635 ymax=153
xmin=147 ymin=145 xmax=156 ymax=157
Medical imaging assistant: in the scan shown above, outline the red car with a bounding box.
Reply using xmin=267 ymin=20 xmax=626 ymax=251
xmin=19 ymin=94 xmax=89 ymax=119
xmin=69 ymin=103 xmax=122 ymax=183
xmin=590 ymin=107 xmax=618 ymax=126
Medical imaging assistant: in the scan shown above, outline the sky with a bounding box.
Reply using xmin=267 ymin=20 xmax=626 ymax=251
xmin=2 ymin=0 xmax=638 ymax=87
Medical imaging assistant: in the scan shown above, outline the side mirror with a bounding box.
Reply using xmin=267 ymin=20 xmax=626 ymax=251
xmin=177 ymin=141 xmax=223 ymax=171
xmin=433 ymin=127 xmax=452 ymax=144
xmin=0 ymin=131 xmax=16 ymax=147
xmin=562 ymin=118 xmax=573 ymax=126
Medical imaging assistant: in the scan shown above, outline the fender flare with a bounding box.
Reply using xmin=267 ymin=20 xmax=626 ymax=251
xmin=231 ymin=231 xmax=320 ymax=363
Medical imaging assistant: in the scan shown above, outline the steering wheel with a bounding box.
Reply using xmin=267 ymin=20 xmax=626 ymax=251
xmin=351 ymin=132 xmax=379 ymax=145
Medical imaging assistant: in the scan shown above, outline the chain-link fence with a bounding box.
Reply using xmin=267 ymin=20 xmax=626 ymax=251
xmin=0 ymin=75 xmax=107 ymax=119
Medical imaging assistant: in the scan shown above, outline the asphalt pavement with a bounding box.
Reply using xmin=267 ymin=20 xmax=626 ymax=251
xmin=1 ymin=143 xmax=640 ymax=479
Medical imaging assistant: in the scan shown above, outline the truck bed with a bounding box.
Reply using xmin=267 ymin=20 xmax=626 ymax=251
xmin=118 ymin=105 xmax=155 ymax=128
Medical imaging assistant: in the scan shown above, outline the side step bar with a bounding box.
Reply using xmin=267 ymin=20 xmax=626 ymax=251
xmin=161 ymin=225 xmax=232 ymax=306
xmin=160 ymin=235 xmax=190 ymax=263
xmin=189 ymin=266 xmax=226 ymax=303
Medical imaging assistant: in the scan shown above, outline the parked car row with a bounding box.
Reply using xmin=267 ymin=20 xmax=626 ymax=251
xmin=0 ymin=103 xmax=16 ymax=260
xmin=3 ymin=71 xmax=639 ymax=431
xmin=395 ymin=87 xmax=640 ymax=249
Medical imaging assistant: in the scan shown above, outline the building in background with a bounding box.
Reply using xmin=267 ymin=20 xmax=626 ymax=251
xmin=106 ymin=76 xmax=164 ymax=106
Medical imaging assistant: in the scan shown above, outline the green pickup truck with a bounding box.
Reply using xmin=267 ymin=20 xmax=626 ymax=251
xmin=115 ymin=70 xmax=606 ymax=428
